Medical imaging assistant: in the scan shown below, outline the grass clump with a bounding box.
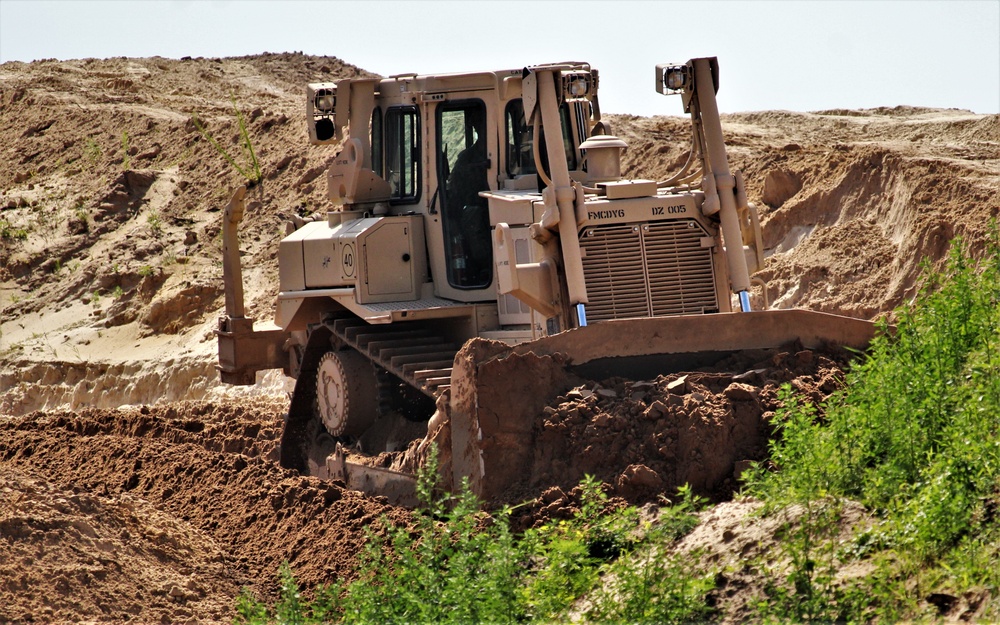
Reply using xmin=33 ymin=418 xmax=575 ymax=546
xmin=83 ymin=137 xmax=102 ymax=168
xmin=193 ymin=95 xmax=262 ymax=186
xmin=1 ymin=219 xmax=29 ymax=241
xmin=120 ymin=131 xmax=131 ymax=171
xmin=146 ymin=210 xmax=163 ymax=237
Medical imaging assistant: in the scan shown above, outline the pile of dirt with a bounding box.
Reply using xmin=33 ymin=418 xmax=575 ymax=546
xmin=0 ymin=399 xmax=410 ymax=623
xmin=1 ymin=466 xmax=237 ymax=623
xmin=526 ymin=345 xmax=848 ymax=505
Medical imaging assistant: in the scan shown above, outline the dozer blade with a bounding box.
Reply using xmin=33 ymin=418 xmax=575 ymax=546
xmin=510 ymin=309 xmax=878 ymax=380
xmin=448 ymin=309 xmax=879 ymax=503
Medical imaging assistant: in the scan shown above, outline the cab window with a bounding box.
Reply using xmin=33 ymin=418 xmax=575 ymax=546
xmin=371 ymin=106 xmax=383 ymax=177
xmin=385 ymin=106 xmax=419 ymax=203
xmin=505 ymin=99 xmax=536 ymax=177
xmin=504 ymin=99 xmax=578 ymax=180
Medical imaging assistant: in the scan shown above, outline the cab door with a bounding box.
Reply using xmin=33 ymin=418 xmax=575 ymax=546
xmin=437 ymin=99 xmax=492 ymax=291
xmin=423 ymin=96 xmax=500 ymax=304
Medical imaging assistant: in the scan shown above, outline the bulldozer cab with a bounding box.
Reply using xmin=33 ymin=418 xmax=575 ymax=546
xmin=307 ymin=68 xmax=595 ymax=308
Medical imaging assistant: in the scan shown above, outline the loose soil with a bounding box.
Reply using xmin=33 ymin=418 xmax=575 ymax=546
xmin=1 ymin=53 xmax=998 ymax=622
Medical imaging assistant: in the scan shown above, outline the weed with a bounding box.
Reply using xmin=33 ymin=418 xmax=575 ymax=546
xmin=84 ymin=138 xmax=102 ymax=167
xmin=584 ymin=485 xmax=713 ymax=624
xmin=193 ymin=95 xmax=262 ymax=186
xmin=138 ymin=265 xmax=154 ymax=277
xmin=147 ymin=210 xmax=163 ymax=236
xmin=32 ymin=206 xmax=53 ymax=244
xmin=120 ymin=131 xmax=131 ymax=171
xmin=73 ymin=204 xmax=90 ymax=233
xmin=519 ymin=475 xmax=645 ymax=621
xmin=168 ymin=146 xmax=193 ymax=169
xmin=0 ymin=219 xmax=28 ymax=241
xmin=111 ymin=285 xmax=124 ymax=299
xmin=586 ymin=544 xmax=716 ymax=624
xmin=1 ymin=342 xmax=25 ymax=357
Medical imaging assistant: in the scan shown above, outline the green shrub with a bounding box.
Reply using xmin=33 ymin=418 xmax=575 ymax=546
xmin=750 ymin=237 xmax=1000 ymax=556
xmin=235 ymin=459 xmax=713 ymax=624
xmin=584 ymin=484 xmax=713 ymax=624
xmin=746 ymin=232 xmax=1000 ymax=617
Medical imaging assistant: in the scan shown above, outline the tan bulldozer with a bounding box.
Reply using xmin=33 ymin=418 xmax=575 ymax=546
xmin=216 ymin=57 xmax=877 ymax=506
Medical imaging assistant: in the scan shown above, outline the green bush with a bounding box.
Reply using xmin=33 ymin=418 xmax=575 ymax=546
xmin=746 ymin=233 xmax=1000 ymax=618
xmin=750 ymin=237 xmax=1000 ymax=555
xmin=235 ymin=457 xmax=712 ymax=624
xmin=584 ymin=484 xmax=714 ymax=624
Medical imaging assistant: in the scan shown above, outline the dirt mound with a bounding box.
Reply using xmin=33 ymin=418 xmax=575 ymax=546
xmin=1 ymin=53 xmax=377 ymax=414
xmin=0 ymin=399 xmax=410 ymax=622
xmin=1 ymin=466 xmax=236 ymax=623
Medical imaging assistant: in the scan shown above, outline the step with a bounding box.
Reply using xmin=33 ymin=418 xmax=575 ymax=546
xmin=350 ymin=329 xmax=431 ymax=349
xmin=367 ymin=337 xmax=450 ymax=358
xmin=422 ymin=378 xmax=451 ymax=392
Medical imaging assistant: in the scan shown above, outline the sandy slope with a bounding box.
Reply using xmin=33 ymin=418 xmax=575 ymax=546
xmin=1 ymin=53 xmax=998 ymax=622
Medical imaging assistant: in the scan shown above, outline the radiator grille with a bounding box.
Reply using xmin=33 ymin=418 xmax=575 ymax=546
xmin=580 ymin=220 xmax=719 ymax=322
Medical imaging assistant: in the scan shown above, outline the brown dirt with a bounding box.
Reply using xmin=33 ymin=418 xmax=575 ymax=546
xmin=2 ymin=53 xmax=999 ymax=622
xmin=524 ymin=345 xmax=850 ymax=505
xmin=0 ymin=399 xmax=409 ymax=623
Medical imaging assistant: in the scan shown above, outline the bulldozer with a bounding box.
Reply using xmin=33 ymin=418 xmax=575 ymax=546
xmin=216 ymin=57 xmax=878 ymax=506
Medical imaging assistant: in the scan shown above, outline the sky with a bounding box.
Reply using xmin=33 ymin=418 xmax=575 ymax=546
xmin=0 ymin=0 xmax=998 ymax=116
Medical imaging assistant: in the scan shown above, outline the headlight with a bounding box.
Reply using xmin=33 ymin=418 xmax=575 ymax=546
xmin=314 ymin=89 xmax=336 ymax=114
xmin=666 ymin=67 xmax=687 ymax=91
xmin=655 ymin=64 xmax=689 ymax=95
xmin=561 ymin=71 xmax=593 ymax=102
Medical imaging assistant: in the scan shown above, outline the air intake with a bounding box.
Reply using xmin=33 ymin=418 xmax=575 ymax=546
xmin=580 ymin=220 xmax=719 ymax=322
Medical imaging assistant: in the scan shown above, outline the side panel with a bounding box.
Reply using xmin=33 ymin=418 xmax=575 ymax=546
xmin=358 ymin=217 xmax=429 ymax=302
